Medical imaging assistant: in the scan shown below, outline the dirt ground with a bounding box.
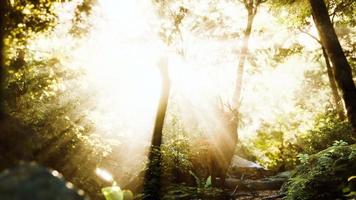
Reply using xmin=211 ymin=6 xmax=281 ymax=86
xmin=234 ymin=190 xmax=283 ymax=200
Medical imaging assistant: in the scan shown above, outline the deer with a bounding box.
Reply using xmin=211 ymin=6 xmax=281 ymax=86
xmin=188 ymin=98 xmax=239 ymax=188
xmin=209 ymin=99 xmax=239 ymax=187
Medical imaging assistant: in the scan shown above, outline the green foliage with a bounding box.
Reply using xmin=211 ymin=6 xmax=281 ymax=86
xmin=235 ymin=140 xmax=257 ymax=162
xmin=102 ymin=186 xmax=124 ymax=200
xmin=251 ymin=110 xmax=354 ymax=171
xmin=297 ymin=153 xmax=309 ymax=165
xmin=161 ymin=134 xmax=193 ymax=179
xmin=269 ymin=0 xmax=312 ymax=28
xmin=101 ymin=186 xmax=134 ymax=200
xmin=297 ymin=111 xmax=354 ymax=154
xmin=3 ymin=0 xmax=95 ymax=58
xmin=282 ymin=144 xmax=356 ymax=200
xmin=3 ymin=49 xmax=110 ymax=199
xmin=250 ymin=122 xmax=299 ymax=171
xmin=161 ymin=115 xmax=194 ymax=185
xmin=69 ymin=0 xmax=96 ymax=36
xmin=0 ymin=1 xmax=110 ymax=198
xmin=189 ymin=171 xmax=211 ymax=189
xmin=270 ymin=0 xmax=356 ymax=28
xmin=4 ymin=0 xmax=59 ymax=44
xmin=152 ymin=0 xmax=189 ymax=55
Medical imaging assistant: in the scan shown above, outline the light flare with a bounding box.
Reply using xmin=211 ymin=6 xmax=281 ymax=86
xmin=95 ymin=168 xmax=114 ymax=182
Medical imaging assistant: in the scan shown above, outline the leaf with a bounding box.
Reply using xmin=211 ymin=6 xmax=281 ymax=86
xmin=348 ymin=176 xmax=356 ymax=182
xmin=342 ymin=187 xmax=350 ymax=193
xmin=101 ymin=186 xmax=124 ymax=200
xmin=344 ymin=191 xmax=356 ymax=197
xmin=205 ymin=176 xmax=212 ymax=188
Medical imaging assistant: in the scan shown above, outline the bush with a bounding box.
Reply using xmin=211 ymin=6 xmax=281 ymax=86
xmin=297 ymin=110 xmax=354 ymax=154
xmin=250 ymin=122 xmax=299 ymax=171
xmin=282 ymin=144 xmax=356 ymax=200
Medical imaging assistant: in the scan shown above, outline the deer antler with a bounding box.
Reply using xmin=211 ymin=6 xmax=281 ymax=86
xmin=215 ymin=96 xmax=239 ymax=122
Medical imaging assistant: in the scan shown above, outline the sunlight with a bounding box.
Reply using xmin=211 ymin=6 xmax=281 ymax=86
xmin=26 ymin=0 xmax=317 ymax=143
xmin=65 ymin=0 xmax=166 ymax=142
xmin=96 ymin=168 xmax=114 ymax=182
xmin=40 ymin=0 xmax=170 ymax=186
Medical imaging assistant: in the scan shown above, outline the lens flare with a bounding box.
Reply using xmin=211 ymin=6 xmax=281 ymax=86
xmin=95 ymin=168 xmax=114 ymax=182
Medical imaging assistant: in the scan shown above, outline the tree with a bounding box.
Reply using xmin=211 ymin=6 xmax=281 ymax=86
xmin=0 ymin=0 xmax=95 ymax=118
xmin=0 ymin=0 xmax=6 ymax=119
xmin=144 ymin=57 xmax=171 ymax=200
xmin=309 ymin=0 xmax=356 ymax=136
xmin=298 ymin=28 xmax=345 ymax=120
xmin=322 ymin=46 xmax=346 ymax=120
xmin=233 ymin=0 xmax=264 ymax=108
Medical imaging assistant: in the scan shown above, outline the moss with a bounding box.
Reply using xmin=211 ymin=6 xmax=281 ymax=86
xmin=282 ymin=144 xmax=356 ymax=200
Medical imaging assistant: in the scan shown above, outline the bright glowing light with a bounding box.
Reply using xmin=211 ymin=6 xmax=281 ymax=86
xmin=95 ymin=168 xmax=114 ymax=182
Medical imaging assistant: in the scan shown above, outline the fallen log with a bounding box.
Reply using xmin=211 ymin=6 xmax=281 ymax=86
xmin=225 ymin=177 xmax=286 ymax=191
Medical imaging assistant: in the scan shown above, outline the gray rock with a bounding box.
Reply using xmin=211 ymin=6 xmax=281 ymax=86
xmin=228 ymin=156 xmax=274 ymax=179
xmin=0 ymin=162 xmax=88 ymax=200
xmin=230 ymin=156 xmax=263 ymax=169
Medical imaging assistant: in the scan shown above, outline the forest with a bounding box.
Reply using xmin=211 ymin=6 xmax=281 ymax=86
xmin=0 ymin=0 xmax=355 ymax=199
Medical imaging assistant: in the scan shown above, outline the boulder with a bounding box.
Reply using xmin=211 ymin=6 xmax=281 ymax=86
xmin=0 ymin=162 xmax=88 ymax=200
xmin=228 ymin=156 xmax=274 ymax=179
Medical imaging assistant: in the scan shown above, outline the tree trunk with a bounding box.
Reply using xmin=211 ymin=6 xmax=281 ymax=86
xmin=322 ymin=46 xmax=346 ymax=120
xmin=0 ymin=1 xmax=5 ymax=119
xmin=143 ymin=58 xmax=170 ymax=200
xmin=233 ymin=6 xmax=256 ymax=108
xmin=309 ymin=0 xmax=356 ymax=136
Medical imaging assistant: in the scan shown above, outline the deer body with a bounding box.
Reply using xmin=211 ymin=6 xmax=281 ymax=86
xmin=210 ymin=109 xmax=238 ymax=187
xmin=189 ymin=106 xmax=238 ymax=187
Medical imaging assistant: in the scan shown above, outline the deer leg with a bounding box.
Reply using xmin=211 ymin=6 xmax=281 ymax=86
xmin=221 ymin=174 xmax=226 ymax=188
xmin=211 ymin=161 xmax=218 ymax=187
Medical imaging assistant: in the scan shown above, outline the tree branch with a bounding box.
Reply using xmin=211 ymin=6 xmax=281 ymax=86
xmin=297 ymin=27 xmax=321 ymax=45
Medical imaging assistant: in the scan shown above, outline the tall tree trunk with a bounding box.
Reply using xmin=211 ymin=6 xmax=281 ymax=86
xmin=233 ymin=4 xmax=256 ymax=108
xmin=143 ymin=58 xmax=170 ymax=200
xmin=309 ymin=0 xmax=356 ymax=135
xmin=0 ymin=1 xmax=5 ymax=119
xmin=298 ymin=28 xmax=346 ymax=120
xmin=322 ymin=46 xmax=345 ymax=120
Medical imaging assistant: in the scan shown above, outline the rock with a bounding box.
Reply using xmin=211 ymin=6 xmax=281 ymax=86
xmin=273 ymin=171 xmax=292 ymax=179
xmin=282 ymin=144 xmax=356 ymax=200
xmin=225 ymin=177 xmax=286 ymax=191
xmin=230 ymin=156 xmax=263 ymax=169
xmin=228 ymin=156 xmax=274 ymax=179
xmin=0 ymin=162 xmax=88 ymax=200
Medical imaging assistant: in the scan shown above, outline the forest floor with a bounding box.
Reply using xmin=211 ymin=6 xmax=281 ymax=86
xmin=226 ymin=156 xmax=288 ymax=200
xmin=234 ymin=190 xmax=282 ymax=200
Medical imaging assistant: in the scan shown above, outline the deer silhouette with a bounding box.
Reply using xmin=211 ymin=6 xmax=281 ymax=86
xmin=188 ymin=99 xmax=239 ymax=188
xmin=209 ymin=100 xmax=239 ymax=187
